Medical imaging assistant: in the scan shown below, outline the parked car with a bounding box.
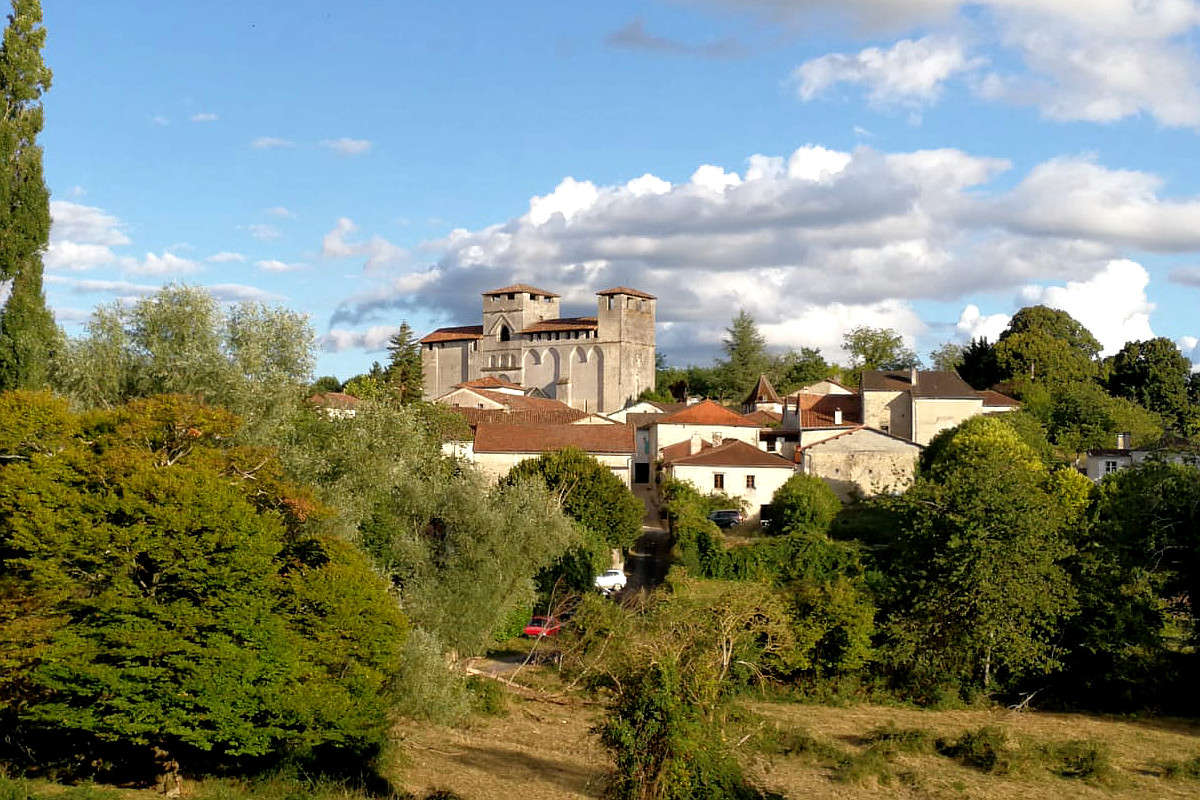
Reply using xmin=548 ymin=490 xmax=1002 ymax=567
xmin=594 ymin=568 xmax=627 ymax=594
xmin=707 ymin=509 xmax=744 ymax=529
xmin=523 ymin=616 xmax=562 ymax=637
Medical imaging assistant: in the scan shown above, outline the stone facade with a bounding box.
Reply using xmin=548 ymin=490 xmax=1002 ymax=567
xmin=420 ymin=284 xmax=655 ymax=414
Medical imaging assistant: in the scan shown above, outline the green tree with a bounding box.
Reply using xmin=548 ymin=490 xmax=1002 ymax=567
xmin=928 ymin=341 xmax=965 ymax=372
xmin=718 ymin=310 xmax=770 ymax=400
xmin=385 ymin=321 xmax=423 ymax=404
xmin=993 ymin=306 xmax=1101 ymax=385
xmin=842 ymin=326 xmax=919 ymax=371
xmin=957 ymin=337 xmax=1002 ymax=389
xmin=1106 ymin=337 xmax=1191 ymax=425
xmin=767 ymin=473 xmax=841 ymax=535
xmin=309 ymin=375 xmax=342 ymax=394
xmin=774 ymin=346 xmax=829 ymax=393
xmin=0 ymin=0 xmax=56 ymax=390
xmin=504 ymin=447 xmax=644 ymax=590
xmin=1046 ymin=381 xmax=1163 ymax=455
xmin=0 ymin=392 xmax=408 ymax=775
xmin=882 ymin=416 xmax=1077 ymax=694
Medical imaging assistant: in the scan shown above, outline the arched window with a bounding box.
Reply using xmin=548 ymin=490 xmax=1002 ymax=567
xmin=499 ymin=325 xmax=511 ymax=342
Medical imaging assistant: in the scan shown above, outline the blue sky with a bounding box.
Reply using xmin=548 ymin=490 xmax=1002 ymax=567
xmin=39 ymin=0 xmax=1200 ymax=378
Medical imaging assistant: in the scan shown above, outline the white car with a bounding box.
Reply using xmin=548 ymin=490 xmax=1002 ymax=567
xmin=594 ymin=568 xmax=627 ymax=594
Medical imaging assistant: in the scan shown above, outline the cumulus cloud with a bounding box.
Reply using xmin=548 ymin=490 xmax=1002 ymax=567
xmin=251 ymin=136 xmax=294 ymax=149
xmin=320 ymin=325 xmax=402 ymax=353
xmin=791 ymin=35 xmax=982 ymax=108
xmin=255 ymin=259 xmax=304 ymax=272
xmin=327 ymin=143 xmax=1200 ymax=359
xmin=321 ymin=217 xmax=408 ymax=272
xmin=605 ymin=17 xmax=745 ymax=59
xmin=1017 ymin=259 xmax=1155 ymax=355
xmin=320 ymin=137 xmax=372 ymax=156
xmin=120 ymin=251 xmax=200 ymax=276
xmin=956 ymin=304 xmax=1010 ymax=342
xmin=46 ymin=201 xmax=131 ymax=271
xmin=46 ymin=275 xmax=280 ymax=303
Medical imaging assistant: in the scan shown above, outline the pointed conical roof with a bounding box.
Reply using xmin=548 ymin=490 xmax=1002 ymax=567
xmin=743 ymin=374 xmax=781 ymax=406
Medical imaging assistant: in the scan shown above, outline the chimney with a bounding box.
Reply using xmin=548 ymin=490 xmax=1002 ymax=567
xmin=834 ymin=408 xmax=843 ymax=425
xmin=689 ymin=433 xmax=703 ymax=455
xmin=910 ymin=366 xmax=918 ymax=385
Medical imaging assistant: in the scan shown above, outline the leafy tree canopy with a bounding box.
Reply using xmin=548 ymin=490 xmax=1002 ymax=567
xmin=1105 ymin=337 xmax=1191 ymax=424
xmin=956 ymin=337 xmax=1002 ymax=390
xmin=768 ymin=473 xmax=841 ymax=535
xmin=993 ymin=306 xmax=1101 ymax=385
xmin=842 ymin=326 xmax=919 ymax=371
xmin=928 ymin=342 xmax=965 ymax=373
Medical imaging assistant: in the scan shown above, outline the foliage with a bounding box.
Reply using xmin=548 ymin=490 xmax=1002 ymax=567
xmin=1046 ymin=381 xmax=1163 ymax=454
xmin=768 ymin=474 xmax=841 ymax=535
xmin=956 ymin=337 xmax=1001 ymax=389
xmin=53 ymin=286 xmax=314 ymax=441
xmin=1105 ymin=337 xmax=1191 ymax=425
xmin=774 ymin=347 xmax=830 ymax=394
xmin=0 ymin=393 xmax=407 ymax=775
xmin=993 ymin=306 xmax=1101 ymax=385
xmin=385 ymin=322 xmax=423 ymax=404
xmin=309 ymin=375 xmax=341 ymax=394
xmin=0 ymin=0 xmax=56 ymax=391
xmin=842 ymin=327 xmax=919 ymax=371
xmin=995 ymin=409 xmax=1057 ymax=467
xmin=927 ymin=342 xmax=964 ymax=372
xmin=936 ymin=726 xmax=1021 ymax=774
xmin=719 ymin=310 xmax=770 ymax=401
xmin=881 ymin=416 xmax=1077 ymax=694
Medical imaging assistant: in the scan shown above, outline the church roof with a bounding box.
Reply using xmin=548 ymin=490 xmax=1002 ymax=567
xmin=419 ymin=324 xmax=483 ymax=344
xmin=743 ymin=374 xmax=781 ymax=406
xmin=457 ymin=376 xmax=525 ymax=391
xmin=482 ymin=284 xmax=560 ymax=297
xmin=596 ymin=287 xmax=656 ymax=299
xmin=658 ymin=399 xmax=761 ymax=427
xmin=521 ymin=317 xmax=598 ymax=333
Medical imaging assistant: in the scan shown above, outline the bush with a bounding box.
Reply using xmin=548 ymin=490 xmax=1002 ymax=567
xmin=768 ymin=474 xmax=841 ymax=535
xmin=937 ymin=726 xmax=1021 ymax=774
xmin=466 ymin=676 xmax=508 ymax=717
xmin=1041 ymin=739 xmax=1112 ymax=780
xmin=1163 ymin=754 xmax=1200 ymax=780
xmin=862 ymin=723 xmax=935 ymax=755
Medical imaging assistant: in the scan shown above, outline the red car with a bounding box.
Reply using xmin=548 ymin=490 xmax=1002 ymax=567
xmin=523 ymin=616 xmax=562 ymax=637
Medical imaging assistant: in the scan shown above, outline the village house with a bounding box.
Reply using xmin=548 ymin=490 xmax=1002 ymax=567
xmin=455 ymin=422 xmax=636 ymax=486
xmin=861 ymin=368 xmax=1015 ymax=445
xmin=795 ymin=426 xmax=923 ymax=501
xmin=419 ymin=284 xmax=656 ymax=414
xmin=1084 ymin=433 xmax=1200 ymax=481
xmin=648 ymin=400 xmax=762 ymax=483
xmin=661 ymin=436 xmax=795 ymax=519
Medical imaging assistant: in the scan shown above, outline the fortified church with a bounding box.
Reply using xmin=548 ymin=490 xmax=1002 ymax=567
xmin=420 ymin=284 xmax=656 ymax=414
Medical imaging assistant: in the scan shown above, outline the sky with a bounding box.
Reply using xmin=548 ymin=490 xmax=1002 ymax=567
xmin=38 ymin=0 xmax=1200 ymax=378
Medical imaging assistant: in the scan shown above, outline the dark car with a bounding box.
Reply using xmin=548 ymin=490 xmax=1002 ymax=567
xmin=523 ymin=616 xmax=562 ymax=637
xmin=707 ymin=509 xmax=744 ymax=529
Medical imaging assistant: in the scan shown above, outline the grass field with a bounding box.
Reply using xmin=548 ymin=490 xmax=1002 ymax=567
xmin=8 ymin=672 xmax=1200 ymax=799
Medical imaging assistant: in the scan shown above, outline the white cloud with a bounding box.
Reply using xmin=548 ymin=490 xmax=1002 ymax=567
xmin=45 ymin=241 xmax=118 ymax=271
xmin=255 ymin=259 xmax=304 ymax=272
xmin=956 ymin=304 xmax=1010 ymax=342
xmin=246 ymin=223 xmax=282 ymax=241
xmin=121 ymin=251 xmax=200 ymax=276
xmin=320 ymin=137 xmax=372 ymax=156
xmin=151 ymin=115 xmax=169 ymax=126
xmin=791 ymin=35 xmax=982 ymax=108
xmin=46 ymin=275 xmax=279 ymax=303
xmin=67 ymin=185 xmax=86 ymax=198
xmin=529 ymin=177 xmax=601 ymax=224
xmin=190 ymin=112 xmax=219 ymax=122
xmin=46 ymin=201 xmax=131 ymax=271
xmin=1018 ymin=259 xmax=1156 ymax=356
xmin=265 ymin=206 xmax=295 ymax=218
xmin=320 ymin=325 xmax=402 ymax=353
xmin=321 ymin=217 xmax=408 ymax=272
xmin=251 ymin=136 xmax=294 ymax=149
xmin=206 ymin=251 xmax=246 ymax=263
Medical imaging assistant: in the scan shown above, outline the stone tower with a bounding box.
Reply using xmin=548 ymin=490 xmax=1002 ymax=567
xmin=595 ymin=287 xmax=656 ymax=411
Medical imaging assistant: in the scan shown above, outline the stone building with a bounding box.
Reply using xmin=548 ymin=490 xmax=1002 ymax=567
xmin=419 ymin=284 xmax=655 ymax=414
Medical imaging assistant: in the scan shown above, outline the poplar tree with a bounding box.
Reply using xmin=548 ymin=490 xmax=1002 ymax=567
xmin=0 ymin=0 xmax=55 ymax=390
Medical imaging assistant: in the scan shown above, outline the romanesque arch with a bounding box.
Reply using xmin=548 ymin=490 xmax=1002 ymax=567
xmin=569 ymin=345 xmax=603 ymax=412
xmin=524 ymin=347 xmax=560 ymax=398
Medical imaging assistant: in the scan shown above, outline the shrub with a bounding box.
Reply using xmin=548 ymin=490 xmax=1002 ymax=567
xmin=831 ymin=748 xmax=894 ymax=785
xmin=1041 ymin=739 xmax=1112 ymax=780
xmin=466 ymin=676 xmax=508 ymax=717
xmin=1163 ymin=755 xmax=1200 ymax=780
xmin=937 ymin=726 xmax=1021 ymax=774
xmin=768 ymin=474 xmax=841 ymax=535
xmin=862 ymin=723 xmax=935 ymax=755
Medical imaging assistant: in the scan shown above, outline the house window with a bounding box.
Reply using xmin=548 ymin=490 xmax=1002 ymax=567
xmin=881 ymin=424 xmax=889 ymax=434
xmin=745 ymin=475 xmax=756 ymax=489
xmin=713 ymin=473 xmax=724 ymax=490
xmin=1104 ymin=460 xmax=1118 ymax=474
xmin=765 ymin=438 xmax=777 ymax=452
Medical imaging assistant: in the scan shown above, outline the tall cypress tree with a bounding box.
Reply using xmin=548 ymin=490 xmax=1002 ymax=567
xmin=385 ymin=321 xmax=424 ymax=403
xmin=0 ymin=0 xmax=55 ymax=390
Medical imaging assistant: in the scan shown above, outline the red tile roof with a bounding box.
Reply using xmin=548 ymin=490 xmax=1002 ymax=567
xmin=473 ymin=423 xmax=634 ymax=454
xmin=743 ymin=409 xmax=783 ymax=426
xmin=457 ymin=376 xmax=525 ymax=391
xmin=482 ymin=284 xmax=560 ymax=297
xmin=419 ymin=324 xmax=484 ymax=344
xmin=665 ymin=438 xmax=794 ymax=469
xmin=520 ymin=316 xmax=598 ymax=333
xmin=977 ymin=389 xmax=1019 ymax=407
xmin=307 ymin=391 xmax=360 ymax=410
xmin=743 ymin=374 xmax=781 ymax=406
xmin=658 ymin=399 xmax=761 ymax=427
xmin=792 ymin=393 xmax=861 ymax=428
xmin=596 ymin=287 xmax=656 ymax=299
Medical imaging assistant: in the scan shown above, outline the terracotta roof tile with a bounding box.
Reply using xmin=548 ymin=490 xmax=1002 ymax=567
xmin=658 ymin=399 xmax=761 ymax=427
xmin=666 ymin=438 xmax=793 ymax=469
xmin=596 ymin=286 xmax=656 ymax=299
xmin=977 ymin=389 xmax=1019 ymax=407
xmin=482 ymin=284 xmax=560 ymax=297
xmin=743 ymin=409 xmax=783 ymax=426
xmin=520 ymin=316 xmax=598 ymax=333
xmin=419 ymin=324 xmax=484 ymax=344
xmin=457 ymin=376 xmax=525 ymax=391
xmin=473 ymin=423 xmax=634 ymax=454
xmin=743 ymin=374 xmax=781 ymax=406
xmin=307 ymin=392 xmax=360 ymax=410
xmin=792 ymin=393 xmax=861 ymax=428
